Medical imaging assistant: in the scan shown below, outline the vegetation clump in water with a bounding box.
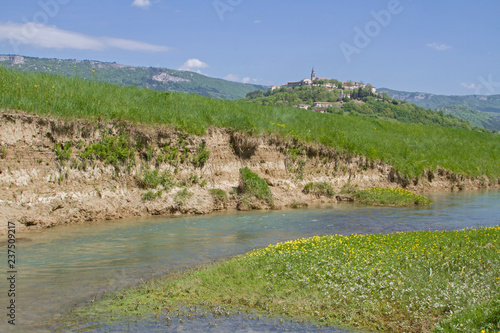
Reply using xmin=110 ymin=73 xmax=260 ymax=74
xmin=352 ymin=187 xmax=433 ymax=206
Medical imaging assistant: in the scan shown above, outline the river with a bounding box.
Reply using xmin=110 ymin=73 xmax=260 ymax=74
xmin=2 ymin=190 xmax=499 ymax=332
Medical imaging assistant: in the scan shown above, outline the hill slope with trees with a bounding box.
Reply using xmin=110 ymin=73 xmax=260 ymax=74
xmin=379 ymin=88 xmax=500 ymax=131
xmin=243 ymin=86 xmax=485 ymax=131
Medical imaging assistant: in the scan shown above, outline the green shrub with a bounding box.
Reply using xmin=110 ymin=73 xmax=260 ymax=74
xmin=138 ymin=169 xmax=173 ymax=191
xmin=303 ymin=182 xmax=335 ymax=198
xmin=142 ymin=190 xmax=162 ymax=201
xmin=80 ymin=135 xmax=135 ymax=169
xmin=192 ymin=142 xmax=210 ymax=167
xmin=209 ymin=188 xmax=228 ymax=203
xmin=158 ymin=145 xmax=180 ymax=166
xmin=175 ymin=188 xmax=193 ymax=206
xmin=0 ymin=146 xmax=6 ymax=159
xmin=53 ymin=141 xmax=72 ymax=164
xmin=340 ymin=183 xmax=359 ymax=194
xmin=143 ymin=145 xmax=155 ymax=161
xmin=290 ymin=202 xmax=308 ymax=208
xmin=239 ymin=167 xmax=273 ymax=205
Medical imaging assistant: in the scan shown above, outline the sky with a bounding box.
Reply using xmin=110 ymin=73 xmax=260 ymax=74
xmin=1 ymin=0 xmax=499 ymax=96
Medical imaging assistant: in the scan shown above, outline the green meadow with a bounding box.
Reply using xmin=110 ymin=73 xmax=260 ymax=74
xmin=71 ymin=227 xmax=500 ymax=332
xmin=1 ymin=66 xmax=499 ymax=180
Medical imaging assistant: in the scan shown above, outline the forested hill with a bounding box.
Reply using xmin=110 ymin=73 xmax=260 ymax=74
xmin=0 ymin=54 xmax=266 ymax=100
xmin=378 ymin=88 xmax=500 ymax=113
xmin=243 ymin=85 xmax=487 ymax=132
xmin=379 ymin=88 xmax=500 ymax=131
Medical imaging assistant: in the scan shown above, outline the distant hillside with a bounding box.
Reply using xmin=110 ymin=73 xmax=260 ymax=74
xmin=0 ymin=54 xmax=266 ymax=100
xmin=437 ymin=105 xmax=500 ymax=131
xmin=378 ymin=88 xmax=500 ymax=113
xmin=379 ymin=88 xmax=500 ymax=131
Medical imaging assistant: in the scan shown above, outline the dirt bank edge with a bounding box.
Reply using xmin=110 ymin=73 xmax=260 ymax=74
xmin=1 ymin=110 xmax=497 ymax=234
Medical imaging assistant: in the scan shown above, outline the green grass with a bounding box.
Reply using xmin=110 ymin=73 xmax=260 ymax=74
xmin=1 ymin=67 xmax=499 ymax=180
xmin=353 ymin=187 xmax=433 ymax=206
xmin=71 ymin=226 xmax=500 ymax=332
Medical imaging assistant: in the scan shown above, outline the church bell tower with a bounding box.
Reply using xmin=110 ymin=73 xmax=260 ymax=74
xmin=311 ymin=66 xmax=316 ymax=81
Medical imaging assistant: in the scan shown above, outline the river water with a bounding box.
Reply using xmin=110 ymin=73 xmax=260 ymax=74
xmin=2 ymin=190 xmax=499 ymax=332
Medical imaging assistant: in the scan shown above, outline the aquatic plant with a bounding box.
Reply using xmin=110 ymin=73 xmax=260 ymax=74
xmin=353 ymin=187 xmax=433 ymax=206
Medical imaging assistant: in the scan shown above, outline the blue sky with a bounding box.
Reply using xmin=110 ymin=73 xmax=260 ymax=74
xmin=1 ymin=0 xmax=499 ymax=95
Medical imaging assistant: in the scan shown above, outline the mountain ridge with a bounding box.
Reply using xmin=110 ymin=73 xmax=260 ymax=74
xmin=378 ymin=87 xmax=500 ymax=113
xmin=0 ymin=54 xmax=267 ymax=100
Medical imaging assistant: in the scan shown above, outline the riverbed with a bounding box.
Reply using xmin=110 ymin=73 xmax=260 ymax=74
xmin=2 ymin=190 xmax=499 ymax=332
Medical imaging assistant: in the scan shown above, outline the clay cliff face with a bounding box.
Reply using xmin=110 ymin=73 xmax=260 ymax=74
xmin=0 ymin=111 xmax=494 ymax=234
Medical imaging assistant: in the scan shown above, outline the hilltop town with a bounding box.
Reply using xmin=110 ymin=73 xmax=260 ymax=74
xmin=268 ymin=68 xmax=378 ymax=112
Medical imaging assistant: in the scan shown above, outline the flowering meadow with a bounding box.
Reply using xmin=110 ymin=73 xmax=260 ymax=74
xmin=76 ymin=226 xmax=500 ymax=332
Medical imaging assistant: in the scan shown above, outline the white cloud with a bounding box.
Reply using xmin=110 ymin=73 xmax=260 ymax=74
xmin=254 ymin=20 xmax=261 ymax=24
xmin=179 ymin=58 xmax=209 ymax=72
xmin=461 ymin=82 xmax=477 ymax=90
xmin=426 ymin=42 xmax=451 ymax=51
xmin=0 ymin=22 xmax=169 ymax=52
xmin=224 ymin=74 xmax=259 ymax=84
xmin=132 ymin=0 xmax=152 ymax=9
xmin=223 ymin=74 xmax=240 ymax=81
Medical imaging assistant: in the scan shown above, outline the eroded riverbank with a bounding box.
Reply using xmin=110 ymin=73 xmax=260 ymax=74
xmin=1 ymin=111 xmax=497 ymax=235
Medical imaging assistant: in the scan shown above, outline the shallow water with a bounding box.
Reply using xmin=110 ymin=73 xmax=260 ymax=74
xmin=2 ymin=190 xmax=499 ymax=332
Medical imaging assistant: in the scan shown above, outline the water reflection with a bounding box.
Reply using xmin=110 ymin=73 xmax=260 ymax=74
xmin=2 ymin=191 xmax=499 ymax=332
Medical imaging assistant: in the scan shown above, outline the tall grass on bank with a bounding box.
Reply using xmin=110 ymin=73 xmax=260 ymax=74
xmin=1 ymin=67 xmax=499 ymax=180
xmin=71 ymin=227 xmax=500 ymax=332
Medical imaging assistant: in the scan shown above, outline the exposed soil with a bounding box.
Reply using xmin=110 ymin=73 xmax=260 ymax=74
xmin=0 ymin=110 xmax=497 ymax=234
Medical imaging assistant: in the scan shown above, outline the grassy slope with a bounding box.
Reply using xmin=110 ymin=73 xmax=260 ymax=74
xmin=0 ymin=55 xmax=267 ymax=100
xmin=1 ymin=66 xmax=499 ymax=180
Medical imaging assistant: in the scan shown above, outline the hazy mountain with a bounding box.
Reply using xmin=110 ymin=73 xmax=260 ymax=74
xmin=379 ymin=88 xmax=500 ymax=131
xmin=0 ymin=54 xmax=267 ymax=100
